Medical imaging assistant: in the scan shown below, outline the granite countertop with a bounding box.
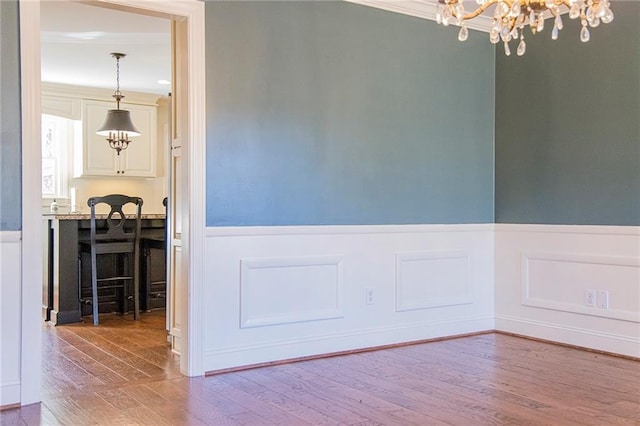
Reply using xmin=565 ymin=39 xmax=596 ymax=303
xmin=43 ymin=212 xmax=166 ymax=220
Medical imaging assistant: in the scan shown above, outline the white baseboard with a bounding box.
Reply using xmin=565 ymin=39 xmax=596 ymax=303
xmin=205 ymin=315 xmax=494 ymax=372
xmin=0 ymin=382 xmax=21 ymax=409
xmin=496 ymin=315 xmax=640 ymax=358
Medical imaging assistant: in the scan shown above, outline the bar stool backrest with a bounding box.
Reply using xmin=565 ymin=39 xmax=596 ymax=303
xmin=88 ymin=194 xmax=143 ymax=245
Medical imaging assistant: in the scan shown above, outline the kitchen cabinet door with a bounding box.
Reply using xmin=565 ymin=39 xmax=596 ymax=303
xmin=79 ymin=99 xmax=157 ymax=177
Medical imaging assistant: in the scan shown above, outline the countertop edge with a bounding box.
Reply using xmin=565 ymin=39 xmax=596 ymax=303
xmin=43 ymin=214 xmax=166 ymax=220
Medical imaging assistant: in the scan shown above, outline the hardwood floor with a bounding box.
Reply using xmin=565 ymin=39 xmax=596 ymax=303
xmin=2 ymin=313 xmax=639 ymax=425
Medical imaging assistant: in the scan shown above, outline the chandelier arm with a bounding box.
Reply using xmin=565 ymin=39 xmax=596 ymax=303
xmin=461 ymin=0 xmax=506 ymax=20
xmin=460 ymin=0 xmax=572 ymax=21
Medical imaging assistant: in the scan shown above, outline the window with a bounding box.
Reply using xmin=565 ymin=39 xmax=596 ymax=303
xmin=41 ymin=114 xmax=75 ymax=201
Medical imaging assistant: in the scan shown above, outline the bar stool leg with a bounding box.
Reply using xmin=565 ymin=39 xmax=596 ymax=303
xmin=121 ymin=253 xmax=128 ymax=314
xmin=90 ymin=245 xmax=99 ymax=326
xmin=133 ymin=246 xmax=140 ymax=320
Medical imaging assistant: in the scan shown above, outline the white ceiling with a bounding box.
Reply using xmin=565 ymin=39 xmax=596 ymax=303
xmin=40 ymin=1 xmax=171 ymax=96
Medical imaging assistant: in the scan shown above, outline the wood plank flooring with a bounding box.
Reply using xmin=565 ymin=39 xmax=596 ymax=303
xmin=2 ymin=312 xmax=639 ymax=425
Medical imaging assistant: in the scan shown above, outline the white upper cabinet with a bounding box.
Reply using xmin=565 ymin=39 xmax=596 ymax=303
xmin=79 ymin=99 xmax=157 ymax=177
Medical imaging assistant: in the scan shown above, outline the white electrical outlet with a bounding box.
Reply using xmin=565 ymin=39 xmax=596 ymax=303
xmin=585 ymin=289 xmax=596 ymax=307
xmin=597 ymin=290 xmax=609 ymax=309
xmin=366 ymin=288 xmax=375 ymax=305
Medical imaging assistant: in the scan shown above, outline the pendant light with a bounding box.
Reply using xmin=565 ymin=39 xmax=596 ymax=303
xmin=96 ymin=52 xmax=140 ymax=155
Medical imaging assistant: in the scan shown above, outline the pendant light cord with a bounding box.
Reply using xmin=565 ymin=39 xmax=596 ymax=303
xmin=111 ymin=52 xmax=126 ymax=110
xmin=115 ymin=55 xmax=121 ymax=109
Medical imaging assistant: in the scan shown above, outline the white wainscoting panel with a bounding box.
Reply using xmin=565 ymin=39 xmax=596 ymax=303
xmin=240 ymin=256 xmax=343 ymax=328
xmin=203 ymin=224 xmax=494 ymax=372
xmin=495 ymin=224 xmax=640 ymax=358
xmin=0 ymin=232 xmax=22 ymax=406
xmin=396 ymin=251 xmax=471 ymax=312
xmin=522 ymin=252 xmax=640 ymax=322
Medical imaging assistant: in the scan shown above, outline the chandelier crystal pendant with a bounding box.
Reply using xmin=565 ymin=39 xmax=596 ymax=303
xmin=436 ymin=0 xmax=614 ymax=56
xmin=96 ymin=53 xmax=140 ymax=155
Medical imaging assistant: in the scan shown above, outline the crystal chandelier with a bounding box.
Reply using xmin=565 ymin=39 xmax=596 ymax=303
xmin=96 ymin=53 xmax=140 ymax=155
xmin=435 ymin=0 xmax=614 ymax=56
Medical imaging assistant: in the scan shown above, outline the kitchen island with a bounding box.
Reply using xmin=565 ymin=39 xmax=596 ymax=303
xmin=43 ymin=212 xmax=166 ymax=325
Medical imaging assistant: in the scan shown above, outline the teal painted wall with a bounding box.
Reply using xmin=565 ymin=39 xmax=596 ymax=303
xmin=9 ymin=2 xmax=634 ymax=229
xmin=205 ymin=1 xmax=495 ymax=226
xmin=0 ymin=0 xmax=22 ymax=231
xmin=495 ymin=2 xmax=640 ymax=225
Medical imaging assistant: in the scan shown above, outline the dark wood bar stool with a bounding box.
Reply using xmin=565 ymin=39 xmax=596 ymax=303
xmin=78 ymin=194 xmax=143 ymax=325
xmin=140 ymin=197 xmax=167 ymax=311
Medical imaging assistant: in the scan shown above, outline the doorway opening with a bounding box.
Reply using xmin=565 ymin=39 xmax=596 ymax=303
xmin=39 ymin=0 xmax=176 ymax=400
xmin=40 ymin=2 xmax=172 ymax=338
xmin=20 ymin=0 xmax=206 ymax=405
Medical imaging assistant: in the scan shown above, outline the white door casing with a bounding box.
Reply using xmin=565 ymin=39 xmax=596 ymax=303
xmin=167 ymin=19 xmax=188 ymax=354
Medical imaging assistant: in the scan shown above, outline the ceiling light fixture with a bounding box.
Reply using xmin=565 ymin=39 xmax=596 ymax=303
xmin=96 ymin=52 xmax=140 ymax=155
xmin=436 ymin=0 xmax=614 ymax=56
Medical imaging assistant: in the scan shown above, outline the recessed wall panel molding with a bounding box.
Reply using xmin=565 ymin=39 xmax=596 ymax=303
xmin=521 ymin=252 xmax=640 ymax=323
xmin=240 ymin=256 xmax=344 ymax=328
xmin=395 ymin=251 xmax=472 ymax=312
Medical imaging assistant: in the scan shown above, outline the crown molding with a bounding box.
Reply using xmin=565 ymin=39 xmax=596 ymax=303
xmin=41 ymin=81 xmax=165 ymax=106
xmin=345 ymin=0 xmax=494 ymax=33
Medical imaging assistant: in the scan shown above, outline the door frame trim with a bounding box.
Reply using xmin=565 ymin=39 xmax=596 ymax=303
xmin=19 ymin=0 xmax=43 ymax=406
xmin=19 ymin=0 xmax=206 ymax=404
